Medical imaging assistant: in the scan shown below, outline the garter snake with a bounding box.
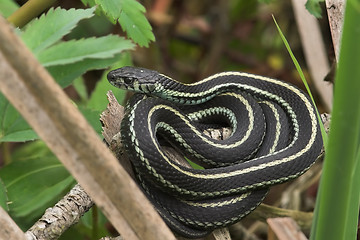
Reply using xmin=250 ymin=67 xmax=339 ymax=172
xmin=107 ymin=66 xmax=323 ymax=238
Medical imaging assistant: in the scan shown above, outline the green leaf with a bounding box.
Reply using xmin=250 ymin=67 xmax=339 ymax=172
xmin=0 ymin=142 xmax=75 ymax=228
xmin=0 ymin=0 xmax=19 ymax=18
xmin=47 ymin=52 xmax=126 ymax=88
xmin=0 ymin=177 xmax=9 ymax=211
xmin=118 ymin=9 xmax=155 ymax=47
xmin=305 ymin=0 xmax=324 ymax=18
xmin=310 ymin=3 xmax=360 ymax=239
xmin=81 ymin=0 xmax=96 ymax=7
xmin=38 ymin=35 xmax=134 ymax=67
xmin=79 ymin=107 xmax=102 ymax=135
xmin=96 ymin=0 xmax=155 ymax=47
xmin=272 ymin=15 xmax=328 ymax=149
xmin=21 ymin=7 xmax=95 ymax=54
xmin=10 ymin=140 xmax=51 ymax=160
xmin=0 ymin=94 xmax=38 ymax=142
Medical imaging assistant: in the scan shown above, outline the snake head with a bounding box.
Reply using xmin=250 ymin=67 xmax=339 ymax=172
xmin=107 ymin=66 xmax=162 ymax=93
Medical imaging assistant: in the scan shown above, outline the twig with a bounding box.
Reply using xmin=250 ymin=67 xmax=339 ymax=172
xmin=248 ymin=204 xmax=313 ymax=233
xmin=7 ymin=0 xmax=57 ymax=28
xmin=25 ymin=184 xmax=93 ymax=240
xmin=267 ymin=217 xmax=307 ymax=240
xmin=0 ymin=207 xmax=26 ymax=240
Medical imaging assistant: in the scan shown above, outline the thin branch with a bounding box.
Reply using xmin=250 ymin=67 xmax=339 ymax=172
xmin=25 ymin=184 xmax=93 ymax=240
xmin=267 ymin=217 xmax=307 ymax=240
xmin=248 ymin=204 xmax=313 ymax=233
xmin=7 ymin=0 xmax=57 ymax=28
xmin=0 ymin=207 xmax=27 ymax=240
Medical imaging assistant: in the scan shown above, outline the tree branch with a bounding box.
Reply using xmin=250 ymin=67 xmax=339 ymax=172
xmin=25 ymin=184 xmax=93 ymax=240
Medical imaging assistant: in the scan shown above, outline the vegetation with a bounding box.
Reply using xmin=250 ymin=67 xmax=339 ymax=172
xmin=0 ymin=0 xmax=359 ymax=239
xmin=310 ymin=1 xmax=360 ymax=239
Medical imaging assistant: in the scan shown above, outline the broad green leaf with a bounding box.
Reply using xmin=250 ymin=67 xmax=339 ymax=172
xmin=47 ymin=52 xmax=125 ymax=88
xmin=21 ymin=7 xmax=95 ymax=54
xmin=118 ymin=9 xmax=155 ymax=47
xmin=0 ymin=94 xmax=38 ymax=142
xmin=96 ymin=0 xmax=132 ymax=20
xmin=96 ymin=0 xmax=155 ymax=47
xmin=1 ymin=141 xmax=74 ymax=229
xmin=0 ymin=177 xmax=8 ymax=211
xmin=79 ymin=107 xmax=102 ymax=135
xmin=0 ymin=143 xmax=74 ymax=228
xmin=0 ymin=0 xmax=19 ymax=18
xmin=10 ymin=140 xmax=51 ymax=161
xmin=38 ymin=35 xmax=134 ymax=67
xmin=305 ymin=0 xmax=324 ymax=18
xmin=15 ymin=175 xmax=74 ymax=230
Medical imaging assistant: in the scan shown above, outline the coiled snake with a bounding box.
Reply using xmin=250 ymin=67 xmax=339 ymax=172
xmin=107 ymin=66 xmax=323 ymax=238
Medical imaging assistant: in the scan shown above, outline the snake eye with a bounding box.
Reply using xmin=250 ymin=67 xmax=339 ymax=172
xmin=124 ymin=77 xmax=134 ymax=85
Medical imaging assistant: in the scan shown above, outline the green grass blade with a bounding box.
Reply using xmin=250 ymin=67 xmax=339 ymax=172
xmin=272 ymin=15 xmax=328 ymax=149
xmin=310 ymin=1 xmax=360 ymax=239
xmin=345 ymin=148 xmax=360 ymax=239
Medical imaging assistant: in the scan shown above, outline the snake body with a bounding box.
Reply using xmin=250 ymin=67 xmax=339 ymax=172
xmin=107 ymin=66 xmax=323 ymax=238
